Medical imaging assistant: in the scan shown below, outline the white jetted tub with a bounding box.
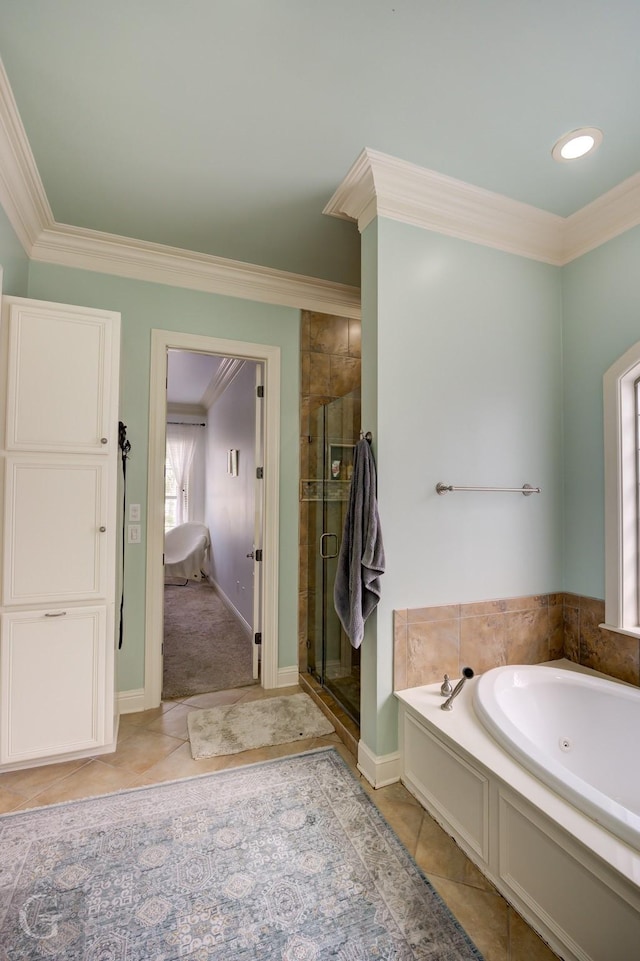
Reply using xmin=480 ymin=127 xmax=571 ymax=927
xmin=395 ymin=661 xmax=640 ymax=961
xmin=474 ymin=663 xmax=640 ymax=849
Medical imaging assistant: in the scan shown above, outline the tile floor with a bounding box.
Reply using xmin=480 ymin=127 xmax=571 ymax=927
xmin=0 ymin=683 xmax=560 ymax=961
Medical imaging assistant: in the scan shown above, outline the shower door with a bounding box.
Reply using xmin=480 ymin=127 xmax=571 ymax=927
xmin=306 ymin=389 xmax=361 ymax=724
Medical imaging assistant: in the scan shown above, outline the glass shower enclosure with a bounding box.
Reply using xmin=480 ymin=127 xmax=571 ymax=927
xmin=304 ymin=389 xmax=361 ymax=724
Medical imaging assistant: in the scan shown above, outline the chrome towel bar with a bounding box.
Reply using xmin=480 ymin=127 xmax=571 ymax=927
xmin=436 ymin=482 xmax=541 ymax=496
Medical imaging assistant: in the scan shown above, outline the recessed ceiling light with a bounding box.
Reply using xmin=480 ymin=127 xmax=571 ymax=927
xmin=552 ymin=127 xmax=603 ymax=162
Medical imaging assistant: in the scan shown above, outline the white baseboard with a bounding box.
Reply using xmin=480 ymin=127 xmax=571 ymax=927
xmin=357 ymin=740 xmax=401 ymax=788
xmin=276 ymin=665 xmax=300 ymax=688
xmin=117 ymin=688 xmax=146 ymax=714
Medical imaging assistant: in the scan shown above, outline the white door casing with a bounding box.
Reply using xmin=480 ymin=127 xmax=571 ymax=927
xmin=145 ymin=330 xmax=280 ymax=708
xmin=252 ymin=363 xmax=265 ymax=680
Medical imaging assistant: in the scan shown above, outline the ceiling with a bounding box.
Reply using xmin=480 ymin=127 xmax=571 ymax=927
xmin=166 ymin=350 xmax=222 ymax=408
xmin=1 ymin=1 xmax=639 ymax=289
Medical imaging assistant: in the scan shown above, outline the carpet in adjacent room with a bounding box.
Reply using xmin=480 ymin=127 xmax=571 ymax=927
xmin=0 ymin=747 xmax=484 ymax=960
xmin=163 ymin=580 xmax=256 ymax=698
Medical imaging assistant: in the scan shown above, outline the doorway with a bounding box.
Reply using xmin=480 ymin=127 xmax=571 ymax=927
xmin=145 ymin=330 xmax=281 ymax=710
xmin=161 ymin=350 xmax=259 ymax=699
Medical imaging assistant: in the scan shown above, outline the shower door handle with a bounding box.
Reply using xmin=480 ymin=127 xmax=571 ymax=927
xmin=320 ymin=533 xmax=338 ymax=559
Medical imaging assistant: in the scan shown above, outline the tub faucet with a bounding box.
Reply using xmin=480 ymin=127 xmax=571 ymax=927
xmin=441 ymin=667 xmax=475 ymax=711
xmin=440 ymin=674 xmax=453 ymax=697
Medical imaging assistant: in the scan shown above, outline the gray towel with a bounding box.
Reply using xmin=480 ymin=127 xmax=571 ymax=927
xmin=333 ymin=438 xmax=385 ymax=648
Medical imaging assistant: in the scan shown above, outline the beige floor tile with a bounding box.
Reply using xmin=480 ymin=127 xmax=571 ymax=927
xmin=180 ymin=687 xmax=254 ymax=709
xmin=219 ymin=734 xmax=336 ymax=770
xmin=427 ymin=876 xmax=509 ymax=961
xmin=509 ymin=908 xmax=561 ymax=960
xmin=0 ymin=686 xmax=552 ymax=959
xmin=415 ymin=810 xmax=495 ymax=892
xmin=103 ymin=729 xmax=186 ymax=774
xmin=145 ymin=703 xmax=192 ymax=739
xmin=118 ymin=701 xmax=179 ymax=731
xmin=142 ymin=741 xmax=231 ymax=782
xmin=0 ymin=785 xmax=25 ymax=814
xmin=359 ymin=774 xmax=425 ymax=837
xmin=16 ymin=760 xmax=144 ymax=809
xmin=0 ymin=757 xmax=91 ymax=799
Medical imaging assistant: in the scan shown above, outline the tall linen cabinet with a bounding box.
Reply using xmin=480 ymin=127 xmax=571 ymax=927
xmin=0 ymin=296 xmax=121 ymax=769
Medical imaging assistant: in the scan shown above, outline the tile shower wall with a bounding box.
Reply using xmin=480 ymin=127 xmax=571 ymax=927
xmin=394 ymin=593 xmax=640 ymax=690
xmin=299 ymin=311 xmax=361 ymax=672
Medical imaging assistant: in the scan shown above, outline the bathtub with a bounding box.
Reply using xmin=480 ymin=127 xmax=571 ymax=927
xmin=395 ymin=661 xmax=640 ymax=961
xmin=474 ymin=664 xmax=640 ymax=849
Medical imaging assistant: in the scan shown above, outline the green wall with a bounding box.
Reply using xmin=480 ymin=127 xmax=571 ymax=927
xmin=3 ymin=201 xmax=640 ymax=757
xmin=0 ymin=206 xmax=29 ymax=296
xmin=361 ymin=216 xmax=564 ymax=755
xmin=562 ymin=225 xmax=640 ymax=598
xmin=26 ymin=263 xmax=301 ymax=692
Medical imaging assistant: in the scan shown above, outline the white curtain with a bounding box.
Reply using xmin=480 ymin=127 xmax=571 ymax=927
xmin=166 ymin=424 xmax=199 ymax=526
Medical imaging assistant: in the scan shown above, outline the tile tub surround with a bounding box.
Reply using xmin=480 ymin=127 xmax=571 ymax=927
xmin=393 ymin=593 xmax=640 ymax=690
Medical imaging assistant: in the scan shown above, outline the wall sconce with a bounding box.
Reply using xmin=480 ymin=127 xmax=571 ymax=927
xmin=227 ymin=449 xmax=239 ymax=476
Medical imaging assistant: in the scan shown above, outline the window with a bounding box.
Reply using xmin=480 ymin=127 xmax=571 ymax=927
xmin=603 ymin=341 xmax=640 ymax=636
xmin=164 ymin=424 xmax=199 ymax=530
xmin=164 ymin=460 xmax=187 ymax=531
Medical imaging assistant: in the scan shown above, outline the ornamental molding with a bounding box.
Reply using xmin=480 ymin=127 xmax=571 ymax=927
xmin=324 ymin=148 xmax=640 ymax=266
xmin=3 ymin=50 xmax=640 ymax=315
xmin=0 ymin=57 xmax=360 ymax=319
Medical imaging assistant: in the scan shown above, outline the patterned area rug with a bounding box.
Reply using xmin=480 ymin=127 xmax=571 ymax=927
xmin=187 ymin=693 xmax=335 ymax=758
xmin=0 ymin=748 xmax=484 ymax=960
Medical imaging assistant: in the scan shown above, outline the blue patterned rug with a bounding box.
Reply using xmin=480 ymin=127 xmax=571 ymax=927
xmin=0 ymin=748 xmax=484 ymax=960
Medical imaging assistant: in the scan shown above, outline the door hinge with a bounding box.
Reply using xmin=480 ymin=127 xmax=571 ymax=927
xmin=256 ymin=385 xmax=264 ymax=398
xmin=255 ymin=548 xmax=263 ymax=562
xmin=256 ymin=466 xmax=264 ymax=479
xmin=254 ymin=632 xmax=262 ymax=645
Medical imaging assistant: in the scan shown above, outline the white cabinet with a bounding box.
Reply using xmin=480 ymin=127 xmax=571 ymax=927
xmin=0 ymin=296 xmax=120 ymax=769
xmin=4 ymin=300 xmax=116 ymax=453
xmin=0 ymin=607 xmax=107 ymax=762
xmin=3 ymin=456 xmax=110 ymax=605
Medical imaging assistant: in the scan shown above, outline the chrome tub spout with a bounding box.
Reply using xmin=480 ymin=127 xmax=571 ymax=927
xmin=441 ymin=667 xmax=475 ymax=710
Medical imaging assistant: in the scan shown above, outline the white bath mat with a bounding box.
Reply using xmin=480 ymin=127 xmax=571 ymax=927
xmin=187 ymin=692 xmax=335 ymax=758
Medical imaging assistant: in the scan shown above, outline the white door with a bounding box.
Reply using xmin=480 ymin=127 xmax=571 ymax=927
xmin=146 ymin=330 xmax=281 ymax=706
xmin=252 ymin=364 xmax=265 ymax=680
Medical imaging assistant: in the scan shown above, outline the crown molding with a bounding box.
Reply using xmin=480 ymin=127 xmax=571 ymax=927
xmin=166 ymin=404 xmax=206 ymax=417
xmin=202 ymin=357 xmax=245 ymax=410
xmin=3 ymin=40 xmax=640 ymax=316
xmin=563 ymin=170 xmax=640 ymax=262
xmin=324 ymin=148 xmax=565 ymax=264
xmin=0 ymin=57 xmax=54 ymax=250
xmin=0 ymin=56 xmax=360 ymax=319
xmin=30 ymin=223 xmax=362 ymax=317
xmin=325 ymin=148 xmax=640 ymax=266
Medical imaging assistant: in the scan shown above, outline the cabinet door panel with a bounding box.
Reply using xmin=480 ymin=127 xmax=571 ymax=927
xmin=0 ymin=607 xmax=106 ymax=763
xmin=3 ymin=457 xmax=108 ymax=604
xmin=5 ymin=300 xmax=117 ymax=453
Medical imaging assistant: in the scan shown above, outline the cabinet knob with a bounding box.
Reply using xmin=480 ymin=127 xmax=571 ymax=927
xmin=99 ymin=526 xmax=106 ymax=532
xmin=100 ymin=437 xmax=108 ymax=445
